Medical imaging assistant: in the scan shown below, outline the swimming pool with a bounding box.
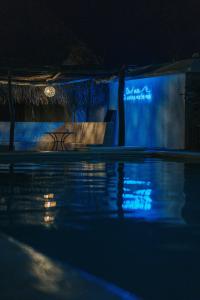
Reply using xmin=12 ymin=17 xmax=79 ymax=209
xmin=0 ymin=158 xmax=200 ymax=299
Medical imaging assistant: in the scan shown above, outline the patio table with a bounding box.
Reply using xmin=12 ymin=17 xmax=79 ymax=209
xmin=45 ymin=131 xmax=74 ymax=151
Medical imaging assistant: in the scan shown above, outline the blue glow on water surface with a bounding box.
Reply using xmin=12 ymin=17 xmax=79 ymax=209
xmin=123 ymin=176 xmax=152 ymax=212
xmin=122 ymin=178 xmax=152 ymax=211
xmin=0 ymin=160 xmax=186 ymax=224
xmin=122 ymin=197 xmax=152 ymax=211
xmin=0 ymin=159 xmax=199 ymax=300
xmin=124 ymin=179 xmax=151 ymax=186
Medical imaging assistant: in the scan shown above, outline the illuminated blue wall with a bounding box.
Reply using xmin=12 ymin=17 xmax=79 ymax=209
xmin=124 ymin=74 xmax=185 ymax=148
xmin=0 ymin=122 xmax=64 ymax=150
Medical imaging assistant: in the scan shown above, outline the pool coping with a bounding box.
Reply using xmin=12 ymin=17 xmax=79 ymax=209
xmin=0 ymin=147 xmax=200 ymax=162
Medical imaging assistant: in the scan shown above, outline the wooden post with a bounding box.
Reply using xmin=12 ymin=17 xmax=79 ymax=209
xmin=8 ymin=71 xmax=15 ymax=151
xmin=118 ymin=66 xmax=126 ymax=146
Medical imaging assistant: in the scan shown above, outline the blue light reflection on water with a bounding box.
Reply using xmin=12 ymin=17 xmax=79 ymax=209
xmin=0 ymin=160 xmax=199 ymax=300
xmin=0 ymin=160 xmax=186 ymax=226
xmin=122 ymin=186 xmax=152 ymax=211
xmin=120 ymin=163 xmax=154 ymax=215
xmin=118 ymin=161 xmax=185 ymax=222
xmin=122 ymin=177 xmax=152 ymax=212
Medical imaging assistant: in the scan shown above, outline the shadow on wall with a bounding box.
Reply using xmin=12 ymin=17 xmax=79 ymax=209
xmin=38 ymin=122 xmax=115 ymax=150
xmin=0 ymin=122 xmax=115 ymax=151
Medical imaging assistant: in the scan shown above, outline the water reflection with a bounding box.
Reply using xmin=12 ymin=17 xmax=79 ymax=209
xmin=44 ymin=194 xmax=54 ymax=200
xmin=0 ymin=159 xmax=195 ymax=226
xmin=122 ymin=174 xmax=152 ymax=211
xmin=122 ymin=190 xmax=152 ymax=211
xmin=43 ymin=213 xmax=55 ymax=224
xmin=44 ymin=201 xmax=57 ymax=209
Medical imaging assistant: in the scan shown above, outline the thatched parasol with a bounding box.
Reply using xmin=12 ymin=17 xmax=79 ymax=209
xmin=0 ymin=65 xmax=117 ymax=151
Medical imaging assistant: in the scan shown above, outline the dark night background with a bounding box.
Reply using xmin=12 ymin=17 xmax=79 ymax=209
xmin=0 ymin=0 xmax=199 ymax=67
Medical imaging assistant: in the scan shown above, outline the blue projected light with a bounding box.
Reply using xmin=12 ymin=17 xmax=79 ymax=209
xmin=124 ymin=85 xmax=152 ymax=103
xmin=124 ymin=76 xmax=167 ymax=147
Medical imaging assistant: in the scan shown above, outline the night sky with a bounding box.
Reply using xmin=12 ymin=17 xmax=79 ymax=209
xmin=0 ymin=0 xmax=199 ymax=67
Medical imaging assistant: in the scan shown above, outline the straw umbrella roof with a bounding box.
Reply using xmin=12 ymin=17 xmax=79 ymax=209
xmin=0 ymin=65 xmax=117 ymax=105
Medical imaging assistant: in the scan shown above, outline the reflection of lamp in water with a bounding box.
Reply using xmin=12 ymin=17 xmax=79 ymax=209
xmin=43 ymin=193 xmax=56 ymax=209
xmin=44 ymin=194 xmax=54 ymax=199
xmin=44 ymin=215 xmax=55 ymax=223
xmin=44 ymin=201 xmax=57 ymax=208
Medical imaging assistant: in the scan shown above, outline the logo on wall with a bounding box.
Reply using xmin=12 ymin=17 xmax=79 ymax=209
xmin=124 ymin=86 xmax=152 ymax=103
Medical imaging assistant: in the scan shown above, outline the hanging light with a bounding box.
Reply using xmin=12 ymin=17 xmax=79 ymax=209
xmin=44 ymin=86 xmax=56 ymax=97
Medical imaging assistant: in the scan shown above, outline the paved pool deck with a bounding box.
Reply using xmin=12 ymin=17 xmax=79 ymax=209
xmin=0 ymin=234 xmax=137 ymax=300
xmin=0 ymin=147 xmax=200 ymax=163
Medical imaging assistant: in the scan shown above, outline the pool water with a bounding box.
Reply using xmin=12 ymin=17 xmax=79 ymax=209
xmin=0 ymin=159 xmax=200 ymax=299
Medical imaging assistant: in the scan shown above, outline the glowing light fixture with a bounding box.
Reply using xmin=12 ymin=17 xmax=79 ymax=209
xmin=44 ymin=86 xmax=56 ymax=98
